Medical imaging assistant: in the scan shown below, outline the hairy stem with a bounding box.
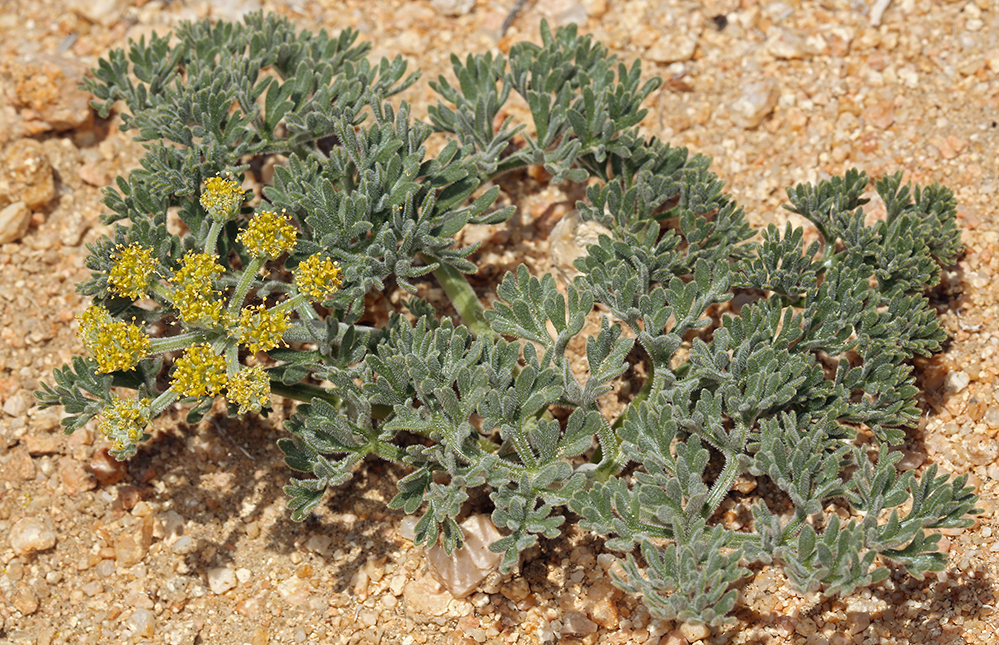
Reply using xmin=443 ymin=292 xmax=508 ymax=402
xmin=227 ymin=256 xmax=266 ymax=317
xmin=427 ymin=258 xmax=498 ymax=340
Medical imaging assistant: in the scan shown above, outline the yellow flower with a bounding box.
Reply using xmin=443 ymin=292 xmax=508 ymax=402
xmin=98 ymin=395 xmax=151 ymax=457
xmin=108 ymin=244 xmax=156 ymax=300
xmin=200 ymin=174 xmax=245 ymax=221
xmin=237 ymin=304 xmax=289 ymax=353
xmin=170 ymin=343 xmax=227 ymax=398
xmin=78 ymin=304 xmax=151 ymax=373
xmin=170 ymin=251 xmax=225 ymax=325
xmin=237 ymin=210 xmax=298 ymax=259
xmin=226 ymin=365 xmax=270 ymax=414
xmin=294 ymin=255 xmax=343 ymax=301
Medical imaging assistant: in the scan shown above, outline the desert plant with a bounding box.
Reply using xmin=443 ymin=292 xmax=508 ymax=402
xmin=37 ymin=13 xmax=979 ymax=626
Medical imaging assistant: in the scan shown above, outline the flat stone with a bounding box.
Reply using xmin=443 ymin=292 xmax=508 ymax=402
xmin=9 ymin=517 xmax=56 ymax=556
xmin=561 ymin=611 xmax=598 ymax=635
xmin=429 ymin=0 xmax=474 ymax=16
xmin=208 ymin=567 xmax=238 ymax=595
xmin=0 ymin=139 xmax=55 ymax=211
xmin=404 ymin=573 xmax=453 ymax=622
xmin=11 ymin=584 xmax=39 ymax=615
xmin=426 ymin=514 xmax=505 ymax=599
xmin=0 ymin=202 xmax=31 ymax=244
xmin=647 ymin=31 xmax=698 ymax=63
xmin=277 ymin=575 xmax=312 ymax=605
xmin=9 ymin=54 xmax=94 ymax=133
xmin=22 ymin=433 xmax=59 ymax=456
xmin=729 ymin=79 xmax=779 ymax=129
xmin=59 ymin=456 xmax=96 ymax=495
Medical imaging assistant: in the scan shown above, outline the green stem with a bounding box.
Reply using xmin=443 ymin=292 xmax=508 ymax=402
xmin=205 ymin=220 xmax=224 ymax=255
xmin=227 ymin=256 xmax=265 ymax=317
xmin=705 ymin=450 xmax=742 ymax=517
xmin=425 ymin=256 xmax=497 ymax=340
xmin=148 ymin=389 xmax=179 ymax=417
xmin=485 ymin=156 xmax=532 ymax=183
xmin=272 ymin=292 xmax=309 ymax=315
xmin=611 ymin=360 xmax=655 ymax=431
xmin=147 ymin=333 xmax=204 ymax=354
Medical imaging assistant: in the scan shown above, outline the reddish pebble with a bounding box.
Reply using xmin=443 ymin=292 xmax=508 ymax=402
xmin=90 ymin=448 xmax=128 ymax=485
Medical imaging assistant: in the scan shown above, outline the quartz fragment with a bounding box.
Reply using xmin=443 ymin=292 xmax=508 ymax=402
xmin=426 ymin=514 xmax=504 ymax=598
xmin=9 ymin=517 xmax=56 ymax=556
xmin=208 ymin=567 xmax=237 ymax=594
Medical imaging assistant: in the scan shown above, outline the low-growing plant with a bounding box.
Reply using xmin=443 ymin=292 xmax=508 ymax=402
xmin=37 ymin=13 xmax=980 ymax=626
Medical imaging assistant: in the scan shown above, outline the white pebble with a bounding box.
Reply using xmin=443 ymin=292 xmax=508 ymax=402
xmin=207 ymin=567 xmax=237 ymax=594
xmin=9 ymin=518 xmax=56 ymax=557
xmin=127 ymin=607 xmax=156 ymax=638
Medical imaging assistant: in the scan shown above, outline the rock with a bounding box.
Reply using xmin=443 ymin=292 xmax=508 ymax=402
xmin=9 ymin=517 xmax=56 ymax=556
xmin=2 ymin=446 xmax=36 ymax=481
xmin=9 ymin=55 xmax=94 ymax=134
xmin=22 ymin=433 xmax=59 ymax=456
xmin=276 ymin=575 xmax=312 ymax=605
xmin=679 ymin=622 xmax=710 ymax=642
xmin=12 ymin=584 xmax=39 ymax=615
xmin=729 ymin=79 xmax=779 ymax=129
xmin=585 ymin=579 xmax=621 ymax=629
xmin=647 ymin=31 xmax=699 ymax=63
xmin=305 ymin=533 xmax=332 ymax=557
xmin=90 ymin=448 xmax=128 ymax=485
xmin=59 ymin=456 xmax=96 ymax=495
xmin=208 ymin=567 xmax=238 ymax=594
xmin=404 ymin=573 xmax=453 ymax=622
xmin=2 ymin=391 xmax=28 ymax=417
xmin=0 ymin=139 xmax=55 ymax=211
xmin=550 ymin=209 xmax=612 ymax=284
xmin=765 ymin=27 xmax=805 ymax=59
xmin=0 ymin=202 xmax=31 ymax=244
xmin=67 ymin=0 xmax=128 ymax=26
xmin=429 ymin=0 xmax=475 ymax=16
xmin=114 ymin=532 xmax=147 ymax=566
xmin=155 ymin=510 xmax=186 ymax=544
xmin=170 ymin=535 xmax=198 ymax=555
xmin=165 ymin=619 xmax=199 ymax=645
xmin=126 ymin=607 xmax=156 ymax=639
xmin=561 ymin=611 xmax=598 ymax=635
xmin=946 ymin=370 xmax=970 ymax=394
xmin=236 ymin=568 xmax=252 ymax=583
xmin=426 ymin=514 xmax=505 ymax=598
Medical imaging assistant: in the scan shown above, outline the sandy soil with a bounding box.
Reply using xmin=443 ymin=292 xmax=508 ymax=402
xmin=0 ymin=0 xmax=997 ymax=644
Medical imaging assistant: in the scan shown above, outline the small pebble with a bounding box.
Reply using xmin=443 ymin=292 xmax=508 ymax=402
xmin=127 ymin=607 xmax=156 ymax=638
xmin=429 ymin=0 xmax=474 ymax=16
xmin=208 ymin=567 xmax=237 ymax=594
xmin=9 ymin=517 xmax=56 ymax=556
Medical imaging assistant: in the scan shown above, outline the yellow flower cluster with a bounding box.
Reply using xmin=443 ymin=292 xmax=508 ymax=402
xmin=98 ymin=395 xmax=151 ymax=455
xmin=237 ymin=304 xmax=289 ymax=353
xmin=226 ymin=365 xmax=270 ymax=414
xmin=170 ymin=343 xmax=228 ymax=398
xmin=237 ymin=210 xmax=298 ymax=259
xmin=78 ymin=304 xmax=151 ymax=373
xmin=294 ymin=255 xmax=343 ymax=301
xmin=170 ymin=251 xmax=225 ymax=325
xmin=108 ymin=244 xmax=157 ymax=300
xmin=200 ymin=174 xmax=245 ymax=221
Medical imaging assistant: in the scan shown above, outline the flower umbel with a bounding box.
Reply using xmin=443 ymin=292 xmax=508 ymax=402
xmin=170 ymin=251 xmax=225 ymax=325
xmin=238 ymin=304 xmax=289 ymax=353
xmin=237 ymin=210 xmax=298 ymax=259
xmin=108 ymin=244 xmax=157 ymax=300
xmin=200 ymin=174 xmax=245 ymax=221
xmin=78 ymin=304 xmax=151 ymax=373
xmin=98 ymin=395 xmax=151 ymax=459
xmin=294 ymin=255 xmax=342 ymax=301
xmin=226 ymin=365 xmax=271 ymax=414
xmin=171 ymin=343 xmax=227 ymax=398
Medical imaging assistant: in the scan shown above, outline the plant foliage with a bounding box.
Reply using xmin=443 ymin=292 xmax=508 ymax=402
xmin=37 ymin=13 xmax=978 ymax=626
